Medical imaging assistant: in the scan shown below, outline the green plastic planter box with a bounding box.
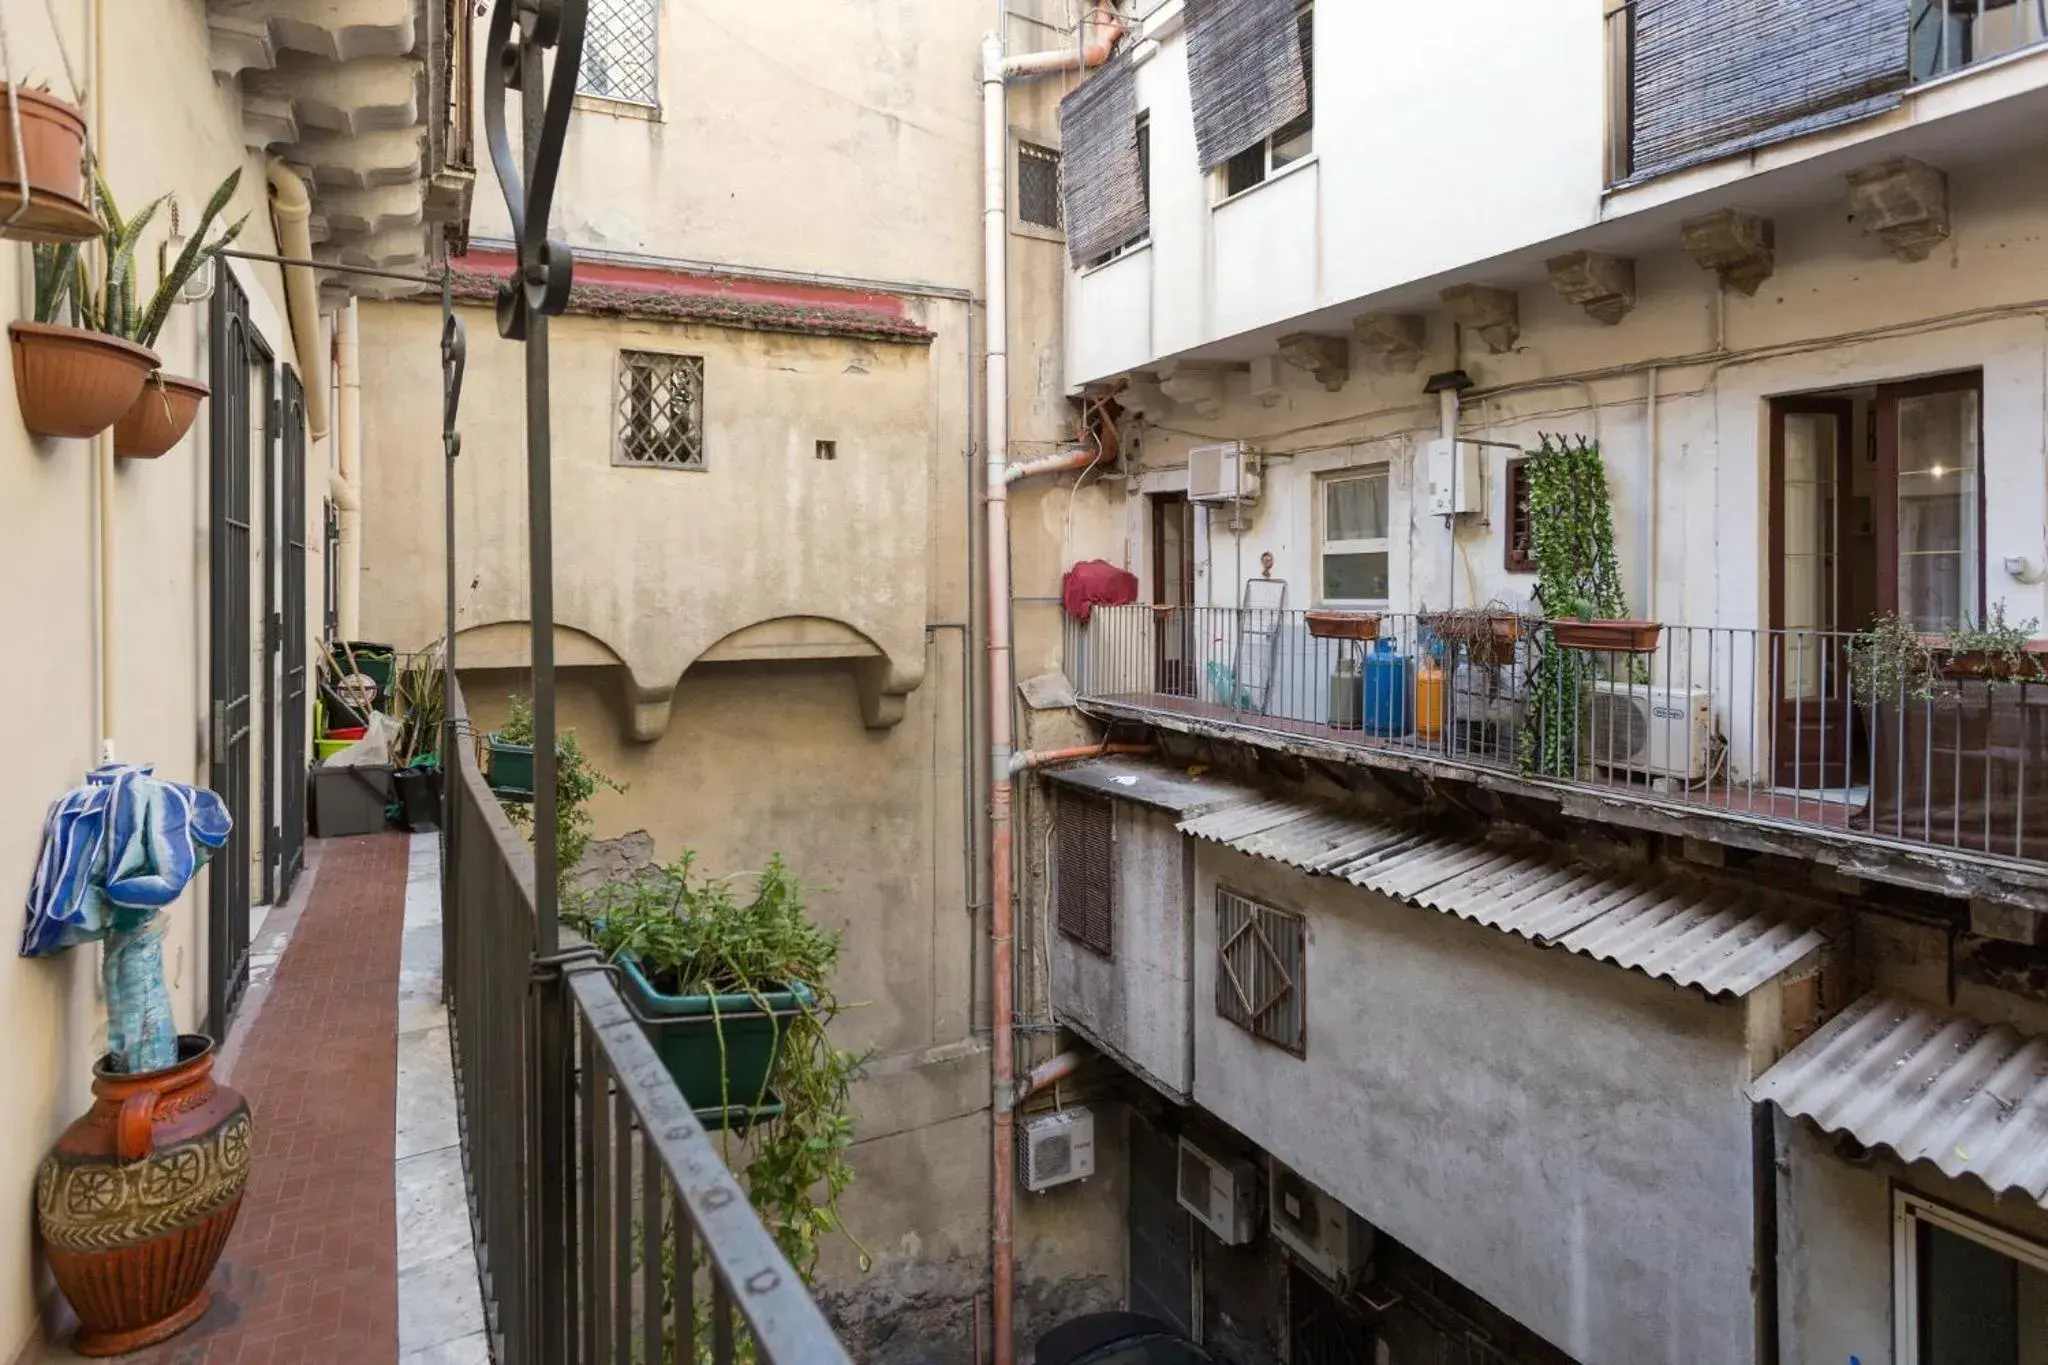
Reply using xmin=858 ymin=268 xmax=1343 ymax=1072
xmin=617 ymin=957 xmax=813 ymax=1123
xmin=486 ymin=734 xmax=534 ymax=802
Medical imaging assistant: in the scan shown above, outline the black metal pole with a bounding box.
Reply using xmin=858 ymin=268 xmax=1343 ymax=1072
xmin=441 ymin=273 xmax=463 ymax=923
xmin=524 ymin=20 xmax=560 ymax=955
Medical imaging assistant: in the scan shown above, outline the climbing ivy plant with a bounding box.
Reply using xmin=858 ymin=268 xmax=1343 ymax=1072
xmin=1521 ymin=434 xmax=1632 ymax=777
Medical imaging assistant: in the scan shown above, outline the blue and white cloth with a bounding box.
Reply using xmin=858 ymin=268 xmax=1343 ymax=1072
xmin=20 ymin=762 xmax=231 ymax=959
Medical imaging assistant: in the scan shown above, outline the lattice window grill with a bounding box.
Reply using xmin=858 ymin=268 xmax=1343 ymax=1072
xmin=579 ymin=0 xmax=660 ymax=107
xmin=1216 ymin=887 xmax=1305 ymax=1053
xmin=616 ymin=350 xmax=704 ymax=469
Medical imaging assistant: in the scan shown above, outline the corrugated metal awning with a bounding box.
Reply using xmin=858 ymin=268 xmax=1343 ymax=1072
xmin=1178 ymin=797 xmax=1835 ymax=997
xmin=1037 ymin=758 xmax=1263 ymax=819
xmin=1750 ymin=992 xmax=2048 ymax=1207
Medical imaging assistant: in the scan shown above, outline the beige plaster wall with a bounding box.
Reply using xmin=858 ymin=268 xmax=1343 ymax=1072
xmin=0 ymin=2 xmax=319 ymax=1357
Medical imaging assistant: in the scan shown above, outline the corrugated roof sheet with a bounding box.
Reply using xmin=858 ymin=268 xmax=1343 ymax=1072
xmin=1178 ymin=797 xmax=1835 ymax=997
xmin=1036 ymin=758 xmax=1264 ymax=818
xmin=1750 ymin=992 xmax=2048 ymax=1207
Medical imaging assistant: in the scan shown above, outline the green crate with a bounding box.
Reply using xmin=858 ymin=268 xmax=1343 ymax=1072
xmin=485 ymin=735 xmax=534 ymax=802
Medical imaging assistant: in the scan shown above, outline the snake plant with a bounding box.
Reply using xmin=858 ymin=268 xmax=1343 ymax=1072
xmin=32 ymin=164 xmax=246 ymax=348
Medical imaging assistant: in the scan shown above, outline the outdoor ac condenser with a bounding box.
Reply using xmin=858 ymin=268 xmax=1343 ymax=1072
xmin=1187 ymin=442 xmax=1259 ymax=503
xmin=1268 ymin=1160 xmax=1374 ymax=1286
xmin=1582 ymin=681 xmax=1711 ymax=781
xmin=1175 ymin=1136 xmax=1256 ymax=1245
xmin=1019 ymin=1107 xmax=1096 ymax=1193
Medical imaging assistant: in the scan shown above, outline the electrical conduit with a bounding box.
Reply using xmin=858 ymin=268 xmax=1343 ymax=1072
xmin=982 ymin=8 xmax=1124 ymax=1360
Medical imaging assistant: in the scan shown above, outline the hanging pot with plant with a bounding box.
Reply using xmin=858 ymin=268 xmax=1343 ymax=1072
xmin=17 ymin=165 xmax=243 ymax=447
xmin=21 ymin=764 xmax=245 ymax=1357
xmin=0 ymin=84 xmax=98 ymax=243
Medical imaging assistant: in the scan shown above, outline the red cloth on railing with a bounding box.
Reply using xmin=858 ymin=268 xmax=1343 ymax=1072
xmin=1062 ymin=560 xmax=1139 ymax=622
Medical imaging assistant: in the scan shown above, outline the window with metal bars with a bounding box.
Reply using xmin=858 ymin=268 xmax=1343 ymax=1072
xmin=579 ymin=0 xmax=660 ymax=107
xmin=1056 ymin=793 xmax=1114 ymax=958
xmin=1018 ymin=141 xmax=1064 ymax=231
xmin=1215 ymin=887 xmax=1305 ymax=1054
xmin=1505 ymin=458 xmax=1536 ymax=573
xmin=615 ymin=350 xmax=705 ymax=469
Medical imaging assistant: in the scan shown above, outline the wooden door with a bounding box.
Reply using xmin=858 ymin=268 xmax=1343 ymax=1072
xmin=1152 ymin=493 xmax=1196 ymax=696
xmin=1769 ymin=398 xmax=1855 ymax=787
xmin=1875 ymin=371 xmax=1985 ymax=633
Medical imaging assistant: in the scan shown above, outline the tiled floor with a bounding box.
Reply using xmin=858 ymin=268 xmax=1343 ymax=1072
xmin=34 ymin=831 xmax=484 ymax=1364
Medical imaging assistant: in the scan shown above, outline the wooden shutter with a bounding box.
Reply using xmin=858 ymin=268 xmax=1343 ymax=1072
xmin=1215 ymin=887 xmax=1305 ymax=1054
xmin=1057 ymin=793 xmax=1115 ymax=957
xmin=1060 ymin=50 xmax=1146 ymax=266
xmin=1185 ymin=0 xmax=1309 ymax=171
xmin=1626 ymin=0 xmax=1909 ymax=183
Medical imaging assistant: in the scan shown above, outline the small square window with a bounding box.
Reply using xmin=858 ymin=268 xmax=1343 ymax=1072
xmin=1215 ymin=887 xmax=1305 ymax=1054
xmin=579 ymin=0 xmax=661 ymax=107
xmin=615 ymin=350 xmax=704 ymax=469
xmin=1018 ymin=141 xmax=1063 ymax=231
xmin=815 ymin=440 xmax=837 ymax=461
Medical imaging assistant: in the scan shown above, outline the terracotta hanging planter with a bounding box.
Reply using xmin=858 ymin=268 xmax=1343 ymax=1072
xmin=9 ymin=322 xmax=160 ymax=439
xmin=114 ymin=373 xmax=210 ymax=458
xmin=0 ymin=86 xmax=98 ymax=243
xmin=37 ymin=1035 xmax=252 ymax=1357
xmin=1550 ymin=619 xmax=1663 ymax=653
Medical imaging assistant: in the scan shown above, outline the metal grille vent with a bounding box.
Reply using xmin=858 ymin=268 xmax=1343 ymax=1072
xmin=616 ymin=350 xmax=705 ymax=469
xmin=579 ymin=0 xmax=660 ymax=107
xmin=1585 ymin=690 xmax=1652 ymax=763
xmin=1057 ymin=793 xmax=1115 ymax=958
xmin=1018 ymin=142 xmax=1063 ymax=231
xmin=1216 ymin=887 xmax=1305 ymax=1054
xmin=1029 ymin=1132 xmax=1073 ymax=1183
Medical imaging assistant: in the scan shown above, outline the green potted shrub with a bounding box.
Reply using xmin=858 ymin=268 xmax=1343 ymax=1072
xmin=570 ymin=850 xmax=868 ymax=1307
xmin=493 ymin=694 xmax=623 ymax=890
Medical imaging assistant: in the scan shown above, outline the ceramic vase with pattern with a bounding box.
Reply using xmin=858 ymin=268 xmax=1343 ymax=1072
xmin=36 ymin=1034 xmax=252 ymax=1357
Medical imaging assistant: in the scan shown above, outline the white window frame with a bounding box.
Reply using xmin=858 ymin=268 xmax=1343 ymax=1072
xmin=1893 ymin=1189 xmax=2048 ymax=1363
xmin=1210 ymin=1 xmax=1313 ymax=204
xmin=1316 ymin=466 xmax=1391 ymax=609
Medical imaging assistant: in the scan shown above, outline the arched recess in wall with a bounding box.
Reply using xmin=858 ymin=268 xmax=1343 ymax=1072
xmin=683 ymin=615 xmax=921 ymax=734
xmin=452 ymin=619 xmax=672 ymax=743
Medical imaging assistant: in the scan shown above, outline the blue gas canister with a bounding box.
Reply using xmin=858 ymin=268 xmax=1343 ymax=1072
xmin=1361 ymin=638 xmax=1412 ymax=737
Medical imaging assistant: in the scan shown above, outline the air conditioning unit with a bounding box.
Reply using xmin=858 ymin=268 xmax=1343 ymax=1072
xmin=1582 ymin=681 xmax=1711 ymax=781
xmin=1425 ymin=438 xmax=1483 ymax=516
xmin=1020 ymin=1108 xmax=1096 ymax=1192
xmin=1269 ymin=1162 xmax=1374 ymax=1285
xmin=1188 ymin=442 xmax=1259 ymax=503
xmin=1176 ymin=1137 xmax=1256 ymax=1245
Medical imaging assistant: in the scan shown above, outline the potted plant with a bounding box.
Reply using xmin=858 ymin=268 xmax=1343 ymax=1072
xmin=0 ymin=83 xmax=97 ymax=243
xmin=21 ymin=764 xmax=248 ymax=1356
xmin=569 ymin=852 xmax=868 ymax=1287
xmin=18 ymin=166 xmax=243 ymax=448
xmin=493 ymin=693 xmax=624 ymax=889
xmin=1852 ymin=606 xmax=2048 ymax=858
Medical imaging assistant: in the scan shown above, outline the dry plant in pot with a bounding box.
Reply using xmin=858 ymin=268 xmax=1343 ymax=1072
xmin=0 ymin=83 xmax=99 ymax=243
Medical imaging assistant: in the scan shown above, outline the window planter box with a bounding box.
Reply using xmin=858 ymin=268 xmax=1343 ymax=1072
xmin=615 ymin=958 xmax=814 ymax=1127
xmin=1933 ymin=642 xmax=2048 ymax=683
xmin=1549 ymin=619 xmax=1663 ymax=654
xmin=485 ymin=735 xmax=534 ymax=802
xmin=1869 ymin=681 xmax=2048 ymax=860
xmin=1305 ymin=611 xmax=1381 ymax=642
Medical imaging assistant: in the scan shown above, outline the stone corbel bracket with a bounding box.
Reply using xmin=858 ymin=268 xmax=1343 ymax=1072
xmin=1352 ymin=312 xmax=1427 ymax=373
xmin=1439 ymin=285 xmax=1520 ymax=354
xmin=1157 ymin=364 xmax=1223 ymax=419
xmin=1545 ymin=251 xmax=1636 ymax=325
xmin=1681 ymin=209 xmax=1775 ymax=296
xmin=1847 ymin=157 xmax=1950 ymax=263
xmin=1275 ymin=333 xmax=1351 ymax=392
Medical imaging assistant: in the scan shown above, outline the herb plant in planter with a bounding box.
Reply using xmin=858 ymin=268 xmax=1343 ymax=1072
xmin=493 ymin=693 xmax=623 ymax=889
xmin=569 ymin=852 xmax=868 ymax=1286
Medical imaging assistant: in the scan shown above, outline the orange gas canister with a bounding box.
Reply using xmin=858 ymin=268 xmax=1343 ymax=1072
xmin=1415 ymin=663 xmax=1445 ymax=741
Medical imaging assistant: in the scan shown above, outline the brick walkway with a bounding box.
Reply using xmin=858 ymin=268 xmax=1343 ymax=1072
xmin=120 ymin=833 xmax=411 ymax=1364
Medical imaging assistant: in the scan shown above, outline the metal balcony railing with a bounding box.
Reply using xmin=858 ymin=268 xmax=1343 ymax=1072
xmin=1069 ymin=605 xmax=2048 ymax=865
xmin=442 ymin=682 xmax=851 ymax=1364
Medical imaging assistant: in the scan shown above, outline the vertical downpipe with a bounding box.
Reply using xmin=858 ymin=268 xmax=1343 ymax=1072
xmin=981 ymin=29 xmax=1018 ymax=1365
xmin=1752 ymin=1101 xmax=1781 ymax=1365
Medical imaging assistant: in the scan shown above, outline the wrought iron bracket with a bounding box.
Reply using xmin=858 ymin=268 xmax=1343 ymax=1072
xmin=441 ymin=308 xmax=466 ymax=459
xmin=482 ymin=0 xmax=587 ymax=340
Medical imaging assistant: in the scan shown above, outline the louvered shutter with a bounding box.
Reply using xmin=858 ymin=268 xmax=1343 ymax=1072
xmin=1060 ymin=50 xmax=1146 ymax=267
xmin=1185 ymin=0 xmax=1310 ymax=171
xmin=1056 ymin=793 xmax=1115 ymax=958
xmin=1625 ymin=0 xmax=1910 ymax=184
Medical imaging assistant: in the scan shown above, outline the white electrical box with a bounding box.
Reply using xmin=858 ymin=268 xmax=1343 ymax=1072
xmin=1426 ymin=438 xmax=1484 ymax=516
